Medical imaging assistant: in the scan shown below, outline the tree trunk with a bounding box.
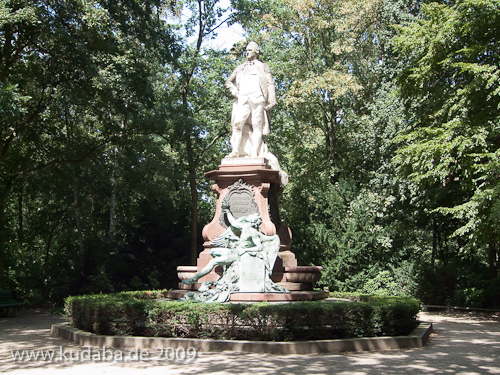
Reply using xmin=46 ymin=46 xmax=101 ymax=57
xmin=432 ymin=218 xmax=437 ymax=268
xmin=0 ymin=201 xmax=5 ymax=289
xmin=488 ymin=242 xmax=498 ymax=278
xmin=323 ymin=101 xmax=340 ymax=184
xmin=108 ymin=116 xmax=126 ymax=243
xmin=71 ymin=166 xmax=86 ymax=276
xmin=185 ymin=133 xmax=199 ymax=265
xmin=189 ymin=176 xmax=199 ymax=265
xmin=43 ymin=209 xmax=65 ymax=279
xmin=183 ymin=54 xmax=198 ymax=265
xmin=108 ymin=159 xmax=119 ymax=242
xmin=328 ymin=102 xmax=339 ymax=163
xmin=0 ymin=179 xmax=13 ymax=289
xmin=178 ymin=0 xmax=222 ymax=264
xmin=18 ymin=190 xmax=23 ymax=252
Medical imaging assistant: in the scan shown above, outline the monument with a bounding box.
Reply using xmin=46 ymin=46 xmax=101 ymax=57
xmin=168 ymin=42 xmax=327 ymax=302
xmin=180 ymin=205 xmax=289 ymax=302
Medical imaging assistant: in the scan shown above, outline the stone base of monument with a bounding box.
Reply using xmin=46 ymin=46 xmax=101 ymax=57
xmin=171 ymin=159 xmax=328 ymax=302
xmin=176 ymin=265 xmax=325 ymax=293
xmin=163 ymin=289 xmax=329 ymax=301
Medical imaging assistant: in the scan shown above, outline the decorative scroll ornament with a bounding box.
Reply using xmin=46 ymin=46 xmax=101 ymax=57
xmin=219 ymin=179 xmax=259 ymax=228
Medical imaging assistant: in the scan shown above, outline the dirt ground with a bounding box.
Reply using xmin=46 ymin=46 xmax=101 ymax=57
xmin=1 ymin=309 xmax=499 ymax=374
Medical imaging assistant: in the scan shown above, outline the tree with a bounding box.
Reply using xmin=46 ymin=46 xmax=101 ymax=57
xmin=233 ymin=0 xmax=381 ymax=177
xmin=164 ymin=0 xmax=236 ymax=264
xmin=232 ymin=0 xmax=422 ymax=294
xmin=392 ymin=0 xmax=500 ymax=274
xmin=0 ymin=0 xmax=178 ymax=289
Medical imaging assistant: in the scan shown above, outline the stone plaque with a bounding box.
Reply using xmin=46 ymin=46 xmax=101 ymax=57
xmin=239 ymin=253 xmax=266 ymax=292
xmin=220 ymin=179 xmax=259 ymax=227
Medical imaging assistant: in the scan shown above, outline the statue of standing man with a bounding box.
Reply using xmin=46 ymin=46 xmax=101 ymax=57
xmin=226 ymin=42 xmax=277 ymax=158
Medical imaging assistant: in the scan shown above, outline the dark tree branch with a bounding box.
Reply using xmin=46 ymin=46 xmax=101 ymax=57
xmin=199 ymin=126 xmax=229 ymax=160
xmin=12 ymin=139 xmax=111 ymax=180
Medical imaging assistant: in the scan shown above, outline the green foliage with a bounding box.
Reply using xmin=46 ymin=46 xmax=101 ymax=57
xmin=416 ymin=257 xmax=500 ymax=308
xmin=0 ymin=0 xmax=185 ymax=300
xmin=2 ymin=0 xmax=499 ymax=312
xmin=388 ymin=0 xmax=500 ymax=306
xmin=284 ymin=178 xmax=419 ymax=297
xmin=65 ymin=292 xmax=162 ymax=336
xmin=160 ymin=0 xmax=236 ymax=263
xmin=361 ymin=269 xmax=418 ymax=297
xmin=65 ymin=291 xmax=420 ymax=340
xmin=233 ymin=0 xmax=384 ymax=174
xmin=392 ymin=0 xmax=500 ymax=253
xmin=232 ymin=0 xmax=426 ymax=300
xmin=5 ymin=154 xmax=194 ymax=303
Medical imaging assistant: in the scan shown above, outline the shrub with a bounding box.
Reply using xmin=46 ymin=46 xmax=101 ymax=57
xmin=65 ymin=291 xmax=421 ymax=341
xmin=416 ymin=260 xmax=500 ymax=309
xmin=65 ymin=291 xmax=163 ymax=336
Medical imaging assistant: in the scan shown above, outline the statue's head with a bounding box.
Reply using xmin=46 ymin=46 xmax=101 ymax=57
xmin=246 ymin=42 xmax=260 ymax=61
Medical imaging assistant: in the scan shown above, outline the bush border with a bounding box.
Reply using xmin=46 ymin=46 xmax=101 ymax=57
xmin=65 ymin=291 xmax=421 ymax=342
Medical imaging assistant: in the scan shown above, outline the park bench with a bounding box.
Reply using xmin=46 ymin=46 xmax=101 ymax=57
xmin=0 ymin=290 xmax=24 ymax=317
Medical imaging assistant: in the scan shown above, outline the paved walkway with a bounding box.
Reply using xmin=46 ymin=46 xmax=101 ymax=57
xmin=1 ymin=309 xmax=499 ymax=374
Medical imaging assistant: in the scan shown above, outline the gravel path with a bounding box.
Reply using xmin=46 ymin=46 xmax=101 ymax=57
xmin=1 ymin=309 xmax=499 ymax=374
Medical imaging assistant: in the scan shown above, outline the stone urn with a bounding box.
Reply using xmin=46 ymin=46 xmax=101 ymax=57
xmin=177 ymin=266 xmax=197 ymax=281
xmin=285 ymin=266 xmax=323 ymax=283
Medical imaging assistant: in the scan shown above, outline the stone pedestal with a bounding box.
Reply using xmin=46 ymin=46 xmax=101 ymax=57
xmin=174 ymin=158 xmax=327 ymax=300
xmin=197 ymin=158 xmax=295 ymax=285
xmin=202 ymin=157 xmax=291 ymax=249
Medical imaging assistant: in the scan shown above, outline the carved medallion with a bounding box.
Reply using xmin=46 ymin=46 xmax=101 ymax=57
xmin=219 ymin=179 xmax=259 ymax=228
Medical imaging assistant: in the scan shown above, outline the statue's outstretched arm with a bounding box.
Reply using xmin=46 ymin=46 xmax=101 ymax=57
xmin=225 ymin=208 xmax=242 ymax=230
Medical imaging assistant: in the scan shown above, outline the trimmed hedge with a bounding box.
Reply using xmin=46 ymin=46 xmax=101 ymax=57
xmin=65 ymin=291 xmax=420 ymax=341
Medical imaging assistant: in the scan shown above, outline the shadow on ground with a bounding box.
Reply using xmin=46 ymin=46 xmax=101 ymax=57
xmin=1 ymin=310 xmax=499 ymax=375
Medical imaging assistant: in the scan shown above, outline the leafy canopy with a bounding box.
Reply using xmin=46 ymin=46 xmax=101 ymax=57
xmin=392 ymin=0 xmax=500 ymax=245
